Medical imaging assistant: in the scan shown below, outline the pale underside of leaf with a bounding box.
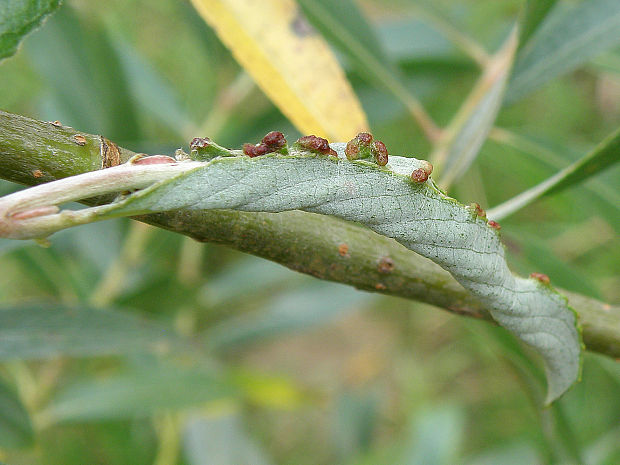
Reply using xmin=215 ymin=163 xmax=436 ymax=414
xmin=121 ymin=153 xmax=582 ymax=402
xmin=189 ymin=0 xmax=368 ymax=141
xmin=0 ymin=146 xmax=581 ymax=402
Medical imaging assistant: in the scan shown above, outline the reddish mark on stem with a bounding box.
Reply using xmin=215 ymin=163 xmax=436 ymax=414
xmin=488 ymin=220 xmax=501 ymax=230
xmin=73 ymin=134 xmax=87 ymax=146
xmin=32 ymin=170 xmax=44 ymax=178
xmin=50 ymin=120 xmax=62 ymax=127
xmin=377 ymin=256 xmax=394 ymax=274
xmin=530 ymin=272 xmax=550 ymax=285
xmin=11 ymin=205 xmax=59 ymax=220
xmin=338 ymin=243 xmax=349 ymax=257
xmin=375 ymin=283 xmax=387 ymax=290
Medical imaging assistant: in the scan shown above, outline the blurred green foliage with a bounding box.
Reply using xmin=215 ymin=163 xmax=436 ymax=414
xmin=0 ymin=0 xmax=619 ymax=464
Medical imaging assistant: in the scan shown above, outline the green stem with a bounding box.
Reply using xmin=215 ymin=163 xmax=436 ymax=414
xmin=0 ymin=110 xmax=618 ymax=358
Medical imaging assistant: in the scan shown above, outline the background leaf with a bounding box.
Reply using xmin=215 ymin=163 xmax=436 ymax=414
xmin=205 ymin=281 xmax=370 ymax=352
xmin=24 ymin=5 xmax=141 ymax=144
xmin=0 ymin=377 xmax=34 ymax=448
xmin=518 ymin=0 xmax=558 ymax=50
xmin=42 ymin=363 xmax=237 ymax=422
xmin=488 ymin=126 xmax=620 ymax=220
xmin=401 ymin=405 xmax=465 ymax=465
xmin=432 ymin=30 xmax=517 ymax=187
xmin=0 ymin=0 xmax=61 ymax=61
xmin=506 ymin=0 xmax=620 ymax=103
xmin=189 ymin=0 xmax=368 ymax=140
xmin=0 ymin=304 xmax=183 ymax=360
xmin=296 ymin=0 xmax=440 ymax=140
xmin=183 ymin=411 xmax=273 ymax=465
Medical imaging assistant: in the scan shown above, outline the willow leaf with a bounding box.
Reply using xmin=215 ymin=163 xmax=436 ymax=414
xmin=0 ymin=377 xmax=33 ymax=448
xmin=518 ymin=0 xmax=558 ymax=51
xmin=189 ymin=0 xmax=368 ymax=140
xmin=431 ymin=30 xmax=517 ymax=187
xmin=488 ymin=126 xmax=620 ymax=221
xmin=0 ymin=303 xmax=184 ymax=360
xmin=0 ymin=145 xmax=582 ymax=402
xmin=506 ymin=0 xmax=620 ymax=103
xmin=0 ymin=0 xmax=61 ymax=61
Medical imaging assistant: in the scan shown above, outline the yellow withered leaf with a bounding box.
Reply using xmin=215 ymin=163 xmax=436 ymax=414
xmin=190 ymin=0 xmax=369 ymax=141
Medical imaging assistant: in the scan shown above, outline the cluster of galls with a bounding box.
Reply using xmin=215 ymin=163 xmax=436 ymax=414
xmin=344 ymin=132 xmax=388 ymax=166
xmin=243 ymin=131 xmax=288 ymax=157
xmin=189 ymin=131 xmax=437 ymax=188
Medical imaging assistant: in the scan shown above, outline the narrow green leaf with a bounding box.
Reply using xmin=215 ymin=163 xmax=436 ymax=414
xmin=112 ymin=40 xmax=196 ymax=140
xmin=297 ymin=0 xmax=389 ymax=69
xmin=488 ymin=128 xmax=620 ymax=216
xmin=334 ymin=390 xmax=378 ymax=458
xmin=488 ymin=126 xmax=620 ymax=221
xmin=43 ymin=364 xmax=236 ymax=422
xmin=25 ymin=6 xmax=141 ymax=143
xmin=506 ymin=0 xmax=620 ymax=103
xmin=432 ymin=30 xmax=518 ymax=187
xmin=0 ymin=0 xmax=61 ymax=61
xmin=376 ymin=18 xmax=459 ymax=65
xmin=0 ymin=237 xmax=28 ymax=256
xmin=463 ymin=443 xmax=541 ymax=465
xmin=205 ymin=282 xmax=369 ymax=352
xmin=402 ymin=405 xmax=465 ymax=465
xmin=0 ymin=304 xmax=181 ymax=360
xmin=0 ymin=377 xmax=34 ymax=448
xmin=0 ymin=142 xmax=582 ymax=402
xmin=183 ymin=412 xmax=273 ymax=465
xmin=589 ymin=51 xmax=620 ymax=76
xmin=518 ymin=0 xmax=558 ymax=50
xmin=201 ymin=257 xmax=298 ymax=308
